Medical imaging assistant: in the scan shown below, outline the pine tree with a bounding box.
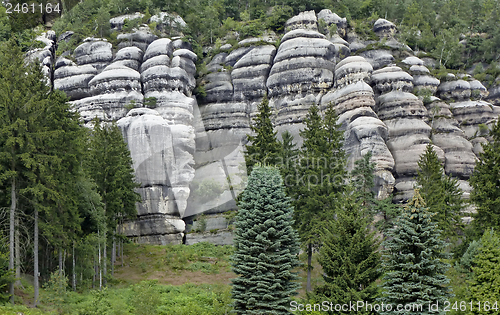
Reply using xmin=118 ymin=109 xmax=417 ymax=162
xmin=231 ymin=166 xmax=301 ymax=314
xmin=468 ymin=229 xmax=500 ymax=315
xmin=245 ymin=95 xmax=282 ymax=174
xmin=416 ymin=143 xmax=465 ymax=243
xmin=294 ymin=103 xmax=347 ymax=292
xmin=316 ymin=185 xmax=382 ymax=314
xmin=470 ymin=119 xmax=500 ymax=231
xmin=379 ymin=190 xmax=453 ymax=315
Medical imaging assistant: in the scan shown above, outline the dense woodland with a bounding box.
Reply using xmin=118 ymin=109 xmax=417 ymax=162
xmin=1 ymin=0 xmax=500 ymax=314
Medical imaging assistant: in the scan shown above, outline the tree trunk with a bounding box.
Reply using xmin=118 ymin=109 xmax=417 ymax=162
xmin=72 ymin=242 xmax=76 ymax=291
xmin=58 ymin=249 xmax=63 ymax=276
xmin=103 ymin=230 xmax=107 ymax=286
xmin=9 ymin=178 xmax=16 ymax=304
xmin=307 ymin=243 xmax=312 ymax=293
xmin=34 ymin=205 xmax=39 ymax=307
xmin=98 ymin=230 xmax=102 ymax=290
xmin=111 ymin=236 xmax=115 ymax=276
xmin=121 ymin=238 xmax=124 ymax=267
xmin=15 ymin=215 xmax=21 ymax=287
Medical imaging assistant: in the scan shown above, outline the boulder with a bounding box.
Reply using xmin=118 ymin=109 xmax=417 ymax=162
xmin=373 ymin=19 xmax=396 ymax=37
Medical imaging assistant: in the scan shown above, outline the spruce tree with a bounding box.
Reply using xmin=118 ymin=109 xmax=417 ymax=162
xmin=379 ymin=190 xmax=453 ymax=315
xmin=467 ymin=229 xmax=500 ymax=315
xmin=0 ymin=40 xmax=85 ymax=303
xmin=470 ymin=119 xmax=500 ymax=231
xmin=86 ymin=121 xmax=140 ymax=285
xmin=294 ymin=103 xmax=347 ymax=292
xmin=416 ymin=143 xmax=465 ymax=243
xmin=245 ymin=95 xmax=282 ymax=174
xmin=316 ymin=185 xmax=382 ymax=314
xmin=231 ymin=166 xmax=300 ymax=314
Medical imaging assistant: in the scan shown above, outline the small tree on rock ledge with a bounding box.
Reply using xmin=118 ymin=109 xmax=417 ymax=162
xmin=231 ymin=166 xmax=301 ymax=314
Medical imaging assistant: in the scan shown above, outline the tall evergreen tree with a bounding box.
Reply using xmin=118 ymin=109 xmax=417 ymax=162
xmin=379 ymin=189 xmax=453 ymax=315
xmin=470 ymin=119 xmax=500 ymax=232
xmin=316 ymin=185 xmax=382 ymax=314
xmin=467 ymin=229 xmax=500 ymax=315
xmin=416 ymin=143 xmax=466 ymax=243
xmin=86 ymin=121 xmax=140 ymax=285
xmin=0 ymin=40 xmax=85 ymax=304
xmin=231 ymin=166 xmax=300 ymax=314
xmin=294 ymin=103 xmax=347 ymax=292
xmin=244 ymin=95 xmax=282 ymax=174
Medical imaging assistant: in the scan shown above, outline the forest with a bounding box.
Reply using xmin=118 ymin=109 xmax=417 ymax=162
xmin=1 ymin=0 xmax=500 ymax=314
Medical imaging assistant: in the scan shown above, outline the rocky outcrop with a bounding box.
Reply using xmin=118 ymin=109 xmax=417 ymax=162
xmin=322 ymin=56 xmax=395 ymax=198
xmin=45 ymin=10 xmax=500 ymax=244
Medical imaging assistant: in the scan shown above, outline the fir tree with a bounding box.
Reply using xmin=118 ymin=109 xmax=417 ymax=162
xmin=416 ymin=143 xmax=465 ymax=243
xmin=316 ymin=185 xmax=382 ymax=314
xmin=379 ymin=190 xmax=453 ymax=315
xmin=470 ymin=119 xmax=500 ymax=231
xmin=294 ymin=103 xmax=347 ymax=292
xmin=231 ymin=166 xmax=300 ymax=314
xmin=468 ymin=229 xmax=500 ymax=315
xmin=245 ymin=95 xmax=282 ymax=174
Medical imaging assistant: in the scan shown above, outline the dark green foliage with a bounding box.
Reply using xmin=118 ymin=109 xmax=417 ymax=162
xmin=86 ymin=121 xmax=140 ymax=231
xmin=379 ymin=190 xmax=453 ymax=314
xmin=294 ymin=103 xmax=347 ymax=292
xmin=231 ymin=166 xmax=300 ymax=314
xmin=468 ymin=229 xmax=500 ymax=315
xmin=315 ymin=186 xmax=382 ymax=314
xmin=416 ymin=143 xmax=466 ymax=243
xmin=245 ymin=95 xmax=282 ymax=174
xmin=294 ymin=104 xmax=346 ymax=250
xmin=456 ymin=239 xmax=481 ymax=275
xmin=470 ymin=119 xmax=500 ymax=232
xmin=0 ymin=237 xmax=14 ymax=303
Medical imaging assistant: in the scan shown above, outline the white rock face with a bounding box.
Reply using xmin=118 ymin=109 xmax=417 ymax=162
xmin=51 ymin=10 xmax=500 ymax=244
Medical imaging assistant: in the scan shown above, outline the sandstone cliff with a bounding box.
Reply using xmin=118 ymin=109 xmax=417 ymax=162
xmin=29 ymin=10 xmax=500 ymax=245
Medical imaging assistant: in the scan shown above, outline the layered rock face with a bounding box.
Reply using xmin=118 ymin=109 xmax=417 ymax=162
xmin=54 ymin=28 xmax=198 ymax=244
xmin=46 ymin=10 xmax=500 ymax=244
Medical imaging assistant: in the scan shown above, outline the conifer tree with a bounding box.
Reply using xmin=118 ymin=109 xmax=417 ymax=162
xmin=86 ymin=121 xmax=140 ymax=285
xmin=416 ymin=143 xmax=465 ymax=243
xmin=245 ymin=95 xmax=282 ymax=174
xmin=294 ymin=103 xmax=347 ymax=292
xmin=316 ymin=185 xmax=381 ymax=314
xmin=468 ymin=229 xmax=500 ymax=315
xmin=0 ymin=40 xmax=85 ymax=304
xmin=379 ymin=190 xmax=453 ymax=314
xmin=470 ymin=119 xmax=500 ymax=231
xmin=231 ymin=166 xmax=300 ymax=314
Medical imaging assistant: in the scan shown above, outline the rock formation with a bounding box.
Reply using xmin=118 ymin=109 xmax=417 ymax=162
xmin=41 ymin=10 xmax=500 ymax=244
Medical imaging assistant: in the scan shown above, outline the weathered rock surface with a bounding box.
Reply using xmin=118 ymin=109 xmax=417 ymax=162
xmin=48 ymin=10 xmax=500 ymax=244
xmin=373 ymin=19 xmax=396 ymax=37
